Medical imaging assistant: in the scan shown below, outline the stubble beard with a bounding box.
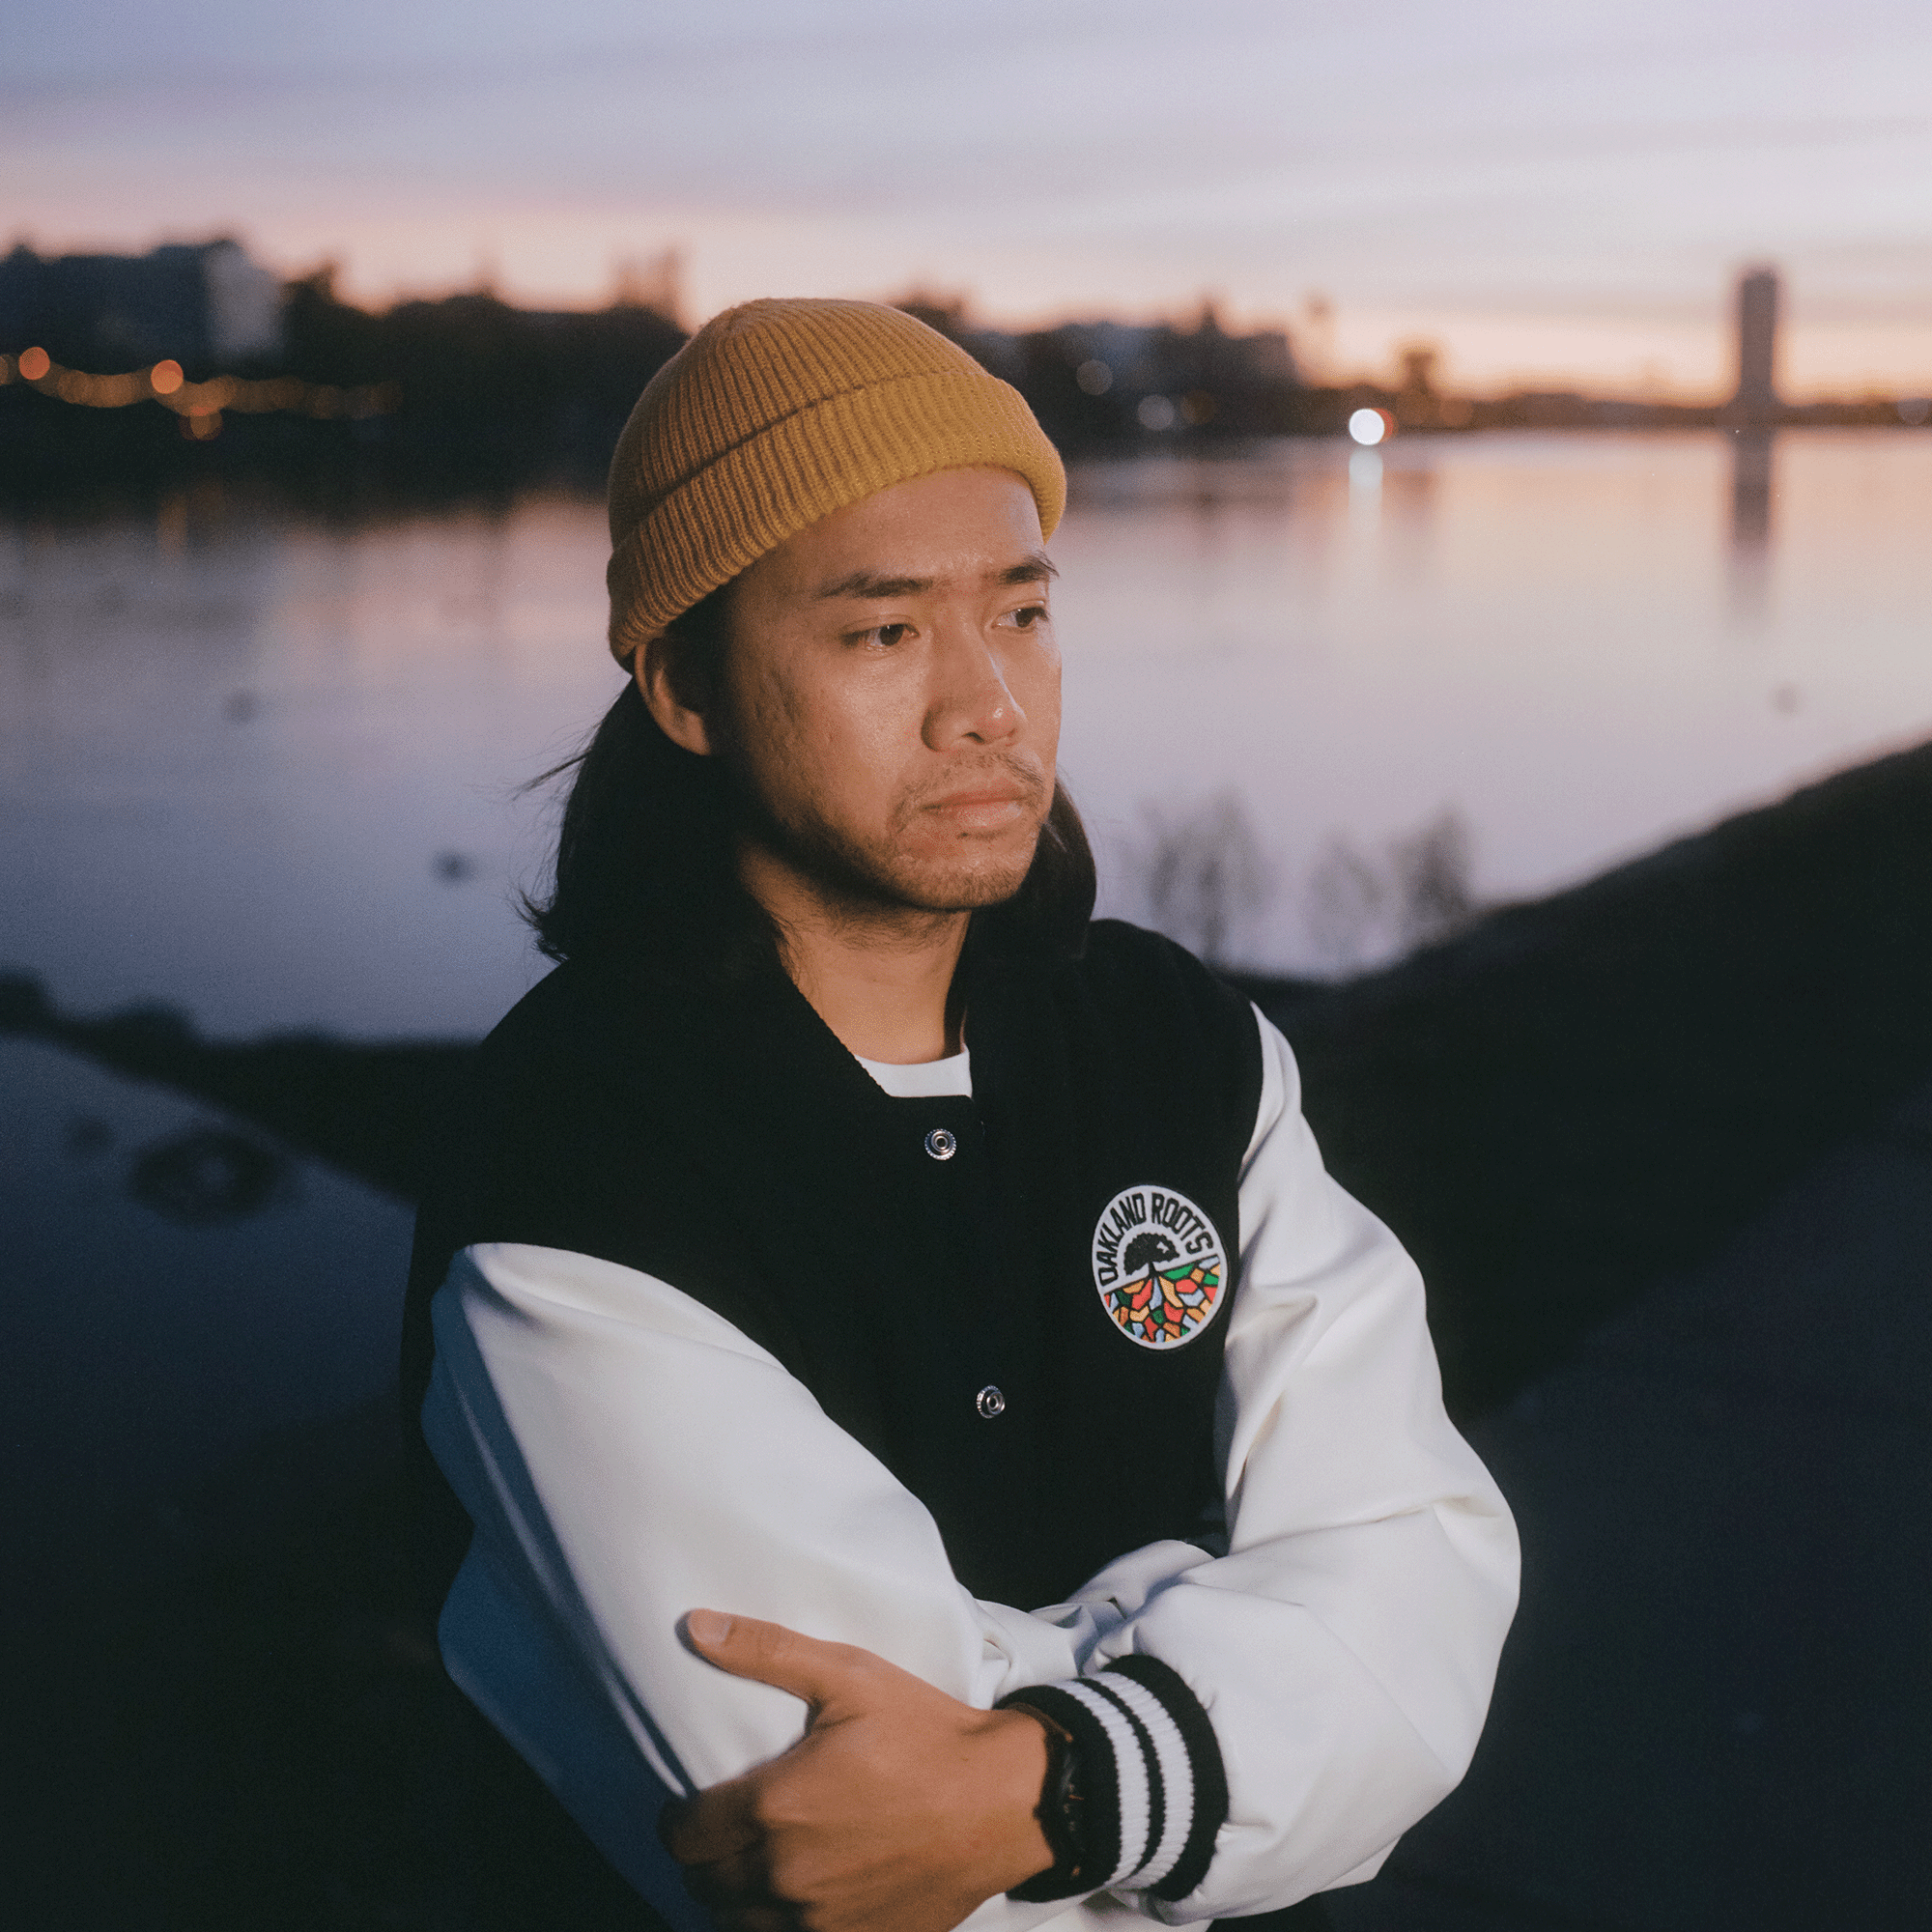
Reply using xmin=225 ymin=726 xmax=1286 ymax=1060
xmin=732 ymin=752 xmax=1051 ymax=929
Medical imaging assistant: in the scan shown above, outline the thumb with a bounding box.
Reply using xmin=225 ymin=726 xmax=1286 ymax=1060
xmin=681 ymin=1609 xmax=887 ymax=1714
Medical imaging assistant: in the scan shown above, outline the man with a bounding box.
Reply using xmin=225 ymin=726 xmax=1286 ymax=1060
xmin=403 ymin=298 xmax=1518 ymax=1932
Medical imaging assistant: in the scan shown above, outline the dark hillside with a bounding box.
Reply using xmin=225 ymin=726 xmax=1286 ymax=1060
xmin=1243 ymin=736 xmax=1932 ymax=1411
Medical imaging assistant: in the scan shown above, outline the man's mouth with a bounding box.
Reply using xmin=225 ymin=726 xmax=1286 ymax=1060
xmin=921 ymin=771 xmax=1044 ymax=830
xmin=931 ymin=785 xmax=1027 ymax=810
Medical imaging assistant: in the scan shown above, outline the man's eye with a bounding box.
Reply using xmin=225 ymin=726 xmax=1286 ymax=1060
xmin=871 ymin=622 xmax=912 ymax=647
xmin=1008 ymin=603 xmax=1049 ymax=631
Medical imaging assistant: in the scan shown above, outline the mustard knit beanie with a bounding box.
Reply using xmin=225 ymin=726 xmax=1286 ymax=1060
xmin=605 ymin=298 xmax=1066 ymax=664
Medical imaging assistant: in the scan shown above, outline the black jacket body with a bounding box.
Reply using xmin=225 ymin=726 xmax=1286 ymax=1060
xmin=404 ymin=920 xmax=1263 ymax=1612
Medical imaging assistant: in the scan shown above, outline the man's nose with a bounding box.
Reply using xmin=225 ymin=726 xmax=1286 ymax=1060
xmin=923 ymin=620 xmax=1023 ymax=750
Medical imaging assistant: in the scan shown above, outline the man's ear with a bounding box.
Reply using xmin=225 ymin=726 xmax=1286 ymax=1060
xmin=636 ymin=632 xmax=716 ymax=757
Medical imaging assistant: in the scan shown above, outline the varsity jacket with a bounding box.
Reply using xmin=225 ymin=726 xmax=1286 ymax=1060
xmin=406 ymin=921 xmax=1519 ymax=1930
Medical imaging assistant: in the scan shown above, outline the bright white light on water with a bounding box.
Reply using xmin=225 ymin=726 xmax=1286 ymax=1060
xmin=1348 ymin=408 xmax=1388 ymax=445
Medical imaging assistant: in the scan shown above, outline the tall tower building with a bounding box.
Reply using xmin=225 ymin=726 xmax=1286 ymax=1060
xmin=1730 ymin=265 xmax=1781 ymax=418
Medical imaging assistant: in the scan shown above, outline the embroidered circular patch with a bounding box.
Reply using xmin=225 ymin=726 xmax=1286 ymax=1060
xmin=1091 ymin=1184 xmax=1228 ymax=1350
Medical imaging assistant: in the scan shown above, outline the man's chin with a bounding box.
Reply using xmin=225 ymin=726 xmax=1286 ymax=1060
xmin=888 ymin=838 xmax=1043 ymax=914
xmin=745 ymin=816 xmax=1043 ymax=922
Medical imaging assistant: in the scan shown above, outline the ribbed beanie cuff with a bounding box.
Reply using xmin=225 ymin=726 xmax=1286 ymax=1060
xmin=605 ymin=298 xmax=1066 ymax=663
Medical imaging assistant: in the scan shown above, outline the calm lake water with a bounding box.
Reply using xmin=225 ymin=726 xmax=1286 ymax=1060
xmin=4 ymin=429 xmax=1929 ymax=1038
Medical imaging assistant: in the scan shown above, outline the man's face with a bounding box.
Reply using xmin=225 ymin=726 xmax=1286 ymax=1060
xmin=694 ymin=466 xmax=1062 ymax=920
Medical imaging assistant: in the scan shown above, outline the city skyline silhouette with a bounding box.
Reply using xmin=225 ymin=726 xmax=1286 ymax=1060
xmin=5 ymin=0 xmax=1929 ymax=398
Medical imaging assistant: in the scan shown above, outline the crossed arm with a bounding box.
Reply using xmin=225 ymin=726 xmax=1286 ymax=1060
xmin=421 ymin=1014 xmax=1520 ymax=1929
xmin=663 ymin=1610 xmax=1059 ymax=1932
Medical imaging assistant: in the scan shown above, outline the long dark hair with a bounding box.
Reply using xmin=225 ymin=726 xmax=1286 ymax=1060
xmin=523 ymin=591 xmax=1095 ymax=980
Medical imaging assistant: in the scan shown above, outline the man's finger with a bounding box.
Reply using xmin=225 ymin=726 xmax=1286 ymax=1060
xmin=681 ymin=1608 xmax=888 ymax=1708
xmin=677 ymin=1847 xmax=773 ymax=1908
xmin=661 ymin=1776 xmax=763 ymax=1866
xmin=710 ymin=1906 xmax=803 ymax=1932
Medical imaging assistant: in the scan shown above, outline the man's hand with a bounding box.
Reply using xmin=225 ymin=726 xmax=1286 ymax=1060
xmin=662 ymin=1609 xmax=1057 ymax=1932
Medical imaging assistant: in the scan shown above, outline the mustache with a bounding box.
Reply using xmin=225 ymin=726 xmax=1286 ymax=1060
xmin=901 ymin=751 xmax=1050 ymax=813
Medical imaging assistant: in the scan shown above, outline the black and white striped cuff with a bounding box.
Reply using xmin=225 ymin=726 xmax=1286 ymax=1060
xmin=999 ymin=1655 xmax=1227 ymax=1901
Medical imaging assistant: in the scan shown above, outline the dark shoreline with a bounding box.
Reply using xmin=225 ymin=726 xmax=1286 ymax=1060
xmin=10 ymin=378 xmax=1922 ymax=517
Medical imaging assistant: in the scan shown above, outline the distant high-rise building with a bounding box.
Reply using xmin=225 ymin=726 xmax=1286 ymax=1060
xmin=1394 ymin=343 xmax=1440 ymax=427
xmin=1729 ymin=265 xmax=1781 ymax=418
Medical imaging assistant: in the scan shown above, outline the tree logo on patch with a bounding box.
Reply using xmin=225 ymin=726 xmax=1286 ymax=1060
xmin=1091 ymin=1184 xmax=1227 ymax=1350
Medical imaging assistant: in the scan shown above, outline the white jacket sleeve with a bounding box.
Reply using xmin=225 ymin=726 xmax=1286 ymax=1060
xmin=422 ymin=1246 xmax=1094 ymax=1932
xmin=420 ymin=1009 xmax=1516 ymax=1928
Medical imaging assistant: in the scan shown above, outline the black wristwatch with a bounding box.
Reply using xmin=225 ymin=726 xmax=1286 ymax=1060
xmin=1000 ymin=1696 xmax=1093 ymax=1902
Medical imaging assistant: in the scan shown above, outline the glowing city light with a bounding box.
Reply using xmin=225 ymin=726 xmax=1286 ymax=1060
xmin=1075 ymin=358 xmax=1113 ymax=395
xmin=1348 ymin=408 xmax=1388 ymax=446
xmin=1138 ymin=394 xmax=1177 ymax=431
xmin=3 ymin=347 xmax=400 ymax=427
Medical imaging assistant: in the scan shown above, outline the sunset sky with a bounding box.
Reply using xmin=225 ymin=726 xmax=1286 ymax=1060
xmin=5 ymin=0 xmax=1929 ymax=397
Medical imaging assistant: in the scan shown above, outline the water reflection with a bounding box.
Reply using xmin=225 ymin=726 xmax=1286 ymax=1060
xmin=1728 ymin=429 xmax=1776 ymax=620
xmin=5 ymin=432 xmax=1932 ymax=1032
xmin=1381 ymin=462 xmax=1437 ymax=582
xmin=0 ymin=487 xmax=617 ymax=1036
